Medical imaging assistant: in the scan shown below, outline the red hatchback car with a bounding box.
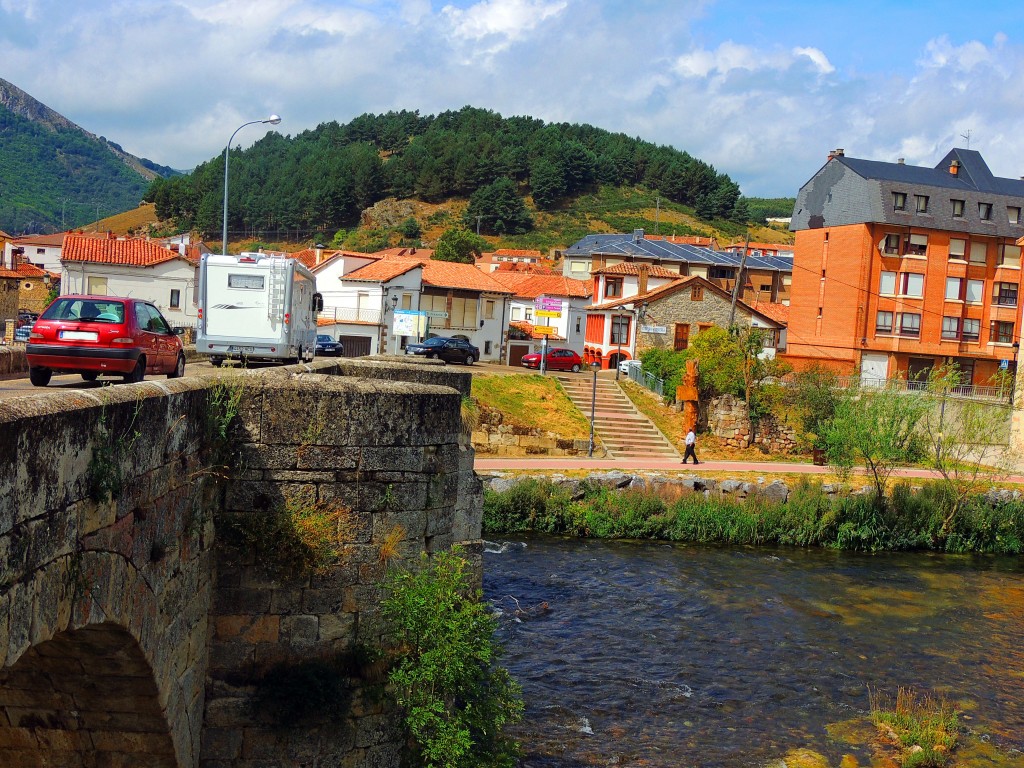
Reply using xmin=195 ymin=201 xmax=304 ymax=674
xmin=521 ymin=347 xmax=583 ymax=372
xmin=26 ymin=295 xmax=186 ymax=387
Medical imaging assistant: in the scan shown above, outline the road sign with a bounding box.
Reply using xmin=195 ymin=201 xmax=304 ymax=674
xmin=423 ymin=311 xmax=448 ymax=319
xmin=535 ymin=310 xmax=562 ymax=318
xmin=641 ymin=325 xmax=667 ymax=334
xmin=535 ymin=297 xmax=561 ymax=311
xmin=534 ymin=325 xmax=556 ymax=335
xmin=1001 ymin=359 xmax=1010 ymax=369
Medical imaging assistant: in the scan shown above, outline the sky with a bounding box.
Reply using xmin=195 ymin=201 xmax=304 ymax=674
xmin=3 ymin=0 xmax=1024 ymax=198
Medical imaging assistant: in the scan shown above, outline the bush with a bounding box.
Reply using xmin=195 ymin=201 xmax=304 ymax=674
xmin=383 ymin=550 xmax=523 ymax=768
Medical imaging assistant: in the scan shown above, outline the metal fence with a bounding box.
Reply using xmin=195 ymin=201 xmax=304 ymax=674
xmin=625 ymin=364 xmax=665 ymax=398
xmin=835 ymin=375 xmax=1012 ymax=403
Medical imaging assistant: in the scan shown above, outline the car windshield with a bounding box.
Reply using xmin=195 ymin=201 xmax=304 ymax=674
xmin=420 ymin=337 xmax=448 ymax=347
xmin=42 ymin=298 xmax=125 ymax=323
xmin=317 ymin=335 xmax=332 ymax=342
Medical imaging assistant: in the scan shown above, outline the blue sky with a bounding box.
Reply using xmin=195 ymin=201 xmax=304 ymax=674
xmin=3 ymin=0 xmax=1024 ymax=198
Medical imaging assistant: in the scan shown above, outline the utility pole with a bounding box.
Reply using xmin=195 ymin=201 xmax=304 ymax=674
xmin=476 ymin=216 xmax=482 ymax=236
xmin=728 ymin=232 xmax=751 ymax=328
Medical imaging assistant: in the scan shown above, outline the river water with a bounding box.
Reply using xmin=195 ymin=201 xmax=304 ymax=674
xmin=483 ymin=535 xmax=1024 ymax=767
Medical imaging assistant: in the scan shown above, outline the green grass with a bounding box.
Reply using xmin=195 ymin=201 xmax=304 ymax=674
xmin=870 ymin=687 xmax=959 ymax=767
xmin=471 ymin=373 xmax=590 ymax=440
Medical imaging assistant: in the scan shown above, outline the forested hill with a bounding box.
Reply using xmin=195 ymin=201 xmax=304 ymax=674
xmin=147 ymin=106 xmax=752 ymax=243
xmin=0 ymin=77 xmax=173 ymax=234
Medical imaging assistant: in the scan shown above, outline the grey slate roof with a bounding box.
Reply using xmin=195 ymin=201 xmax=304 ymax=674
xmin=563 ymin=233 xmax=793 ymax=272
xmin=791 ymin=148 xmax=1024 ymax=238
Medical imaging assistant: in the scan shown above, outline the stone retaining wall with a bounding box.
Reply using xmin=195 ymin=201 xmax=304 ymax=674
xmin=708 ymin=394 xmax=798 ymax=453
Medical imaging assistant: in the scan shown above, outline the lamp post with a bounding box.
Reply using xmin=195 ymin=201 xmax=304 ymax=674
xmin=222 ymin=114 xmax=281 ymax=256
xmin=589 ymin=360 xmax=601 ymax=457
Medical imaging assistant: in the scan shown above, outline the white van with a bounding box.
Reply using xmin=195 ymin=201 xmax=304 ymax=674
xmin=196 ymin=252 xmax=323 ymax=366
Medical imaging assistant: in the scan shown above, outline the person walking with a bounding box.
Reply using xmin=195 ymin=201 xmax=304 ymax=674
xmin=682 ymin=428 xmax=699 ymax=464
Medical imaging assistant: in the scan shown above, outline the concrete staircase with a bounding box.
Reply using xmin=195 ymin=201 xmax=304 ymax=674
xmin=556 ymin=374 xmax=681 ymax=460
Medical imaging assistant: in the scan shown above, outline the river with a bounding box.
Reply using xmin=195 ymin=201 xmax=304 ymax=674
xmin=483 ymin=535 xmax=1024 ymax=767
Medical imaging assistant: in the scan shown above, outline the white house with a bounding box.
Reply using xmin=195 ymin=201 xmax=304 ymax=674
xmin=490 ymin=272 xmax=592 ymax=364
xmin=3 ymin=232 xmax=67 ymax=272
xmin=59 ymin=233 xmax=201 ymax=328
xmin=337 ymin=257 xmax=513 ymax=361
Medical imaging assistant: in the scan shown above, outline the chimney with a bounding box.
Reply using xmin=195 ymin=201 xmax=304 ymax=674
xmin=637 ymin=264 xmax=650 ymax=295
xmin=633 ymin=228 xmax=644 ymax=243
xmin=107 ymin=231 xmax=114 ymax=239
xmin=314 ymin=242 xmax=324 ymax=265
xmin=827 ymin=148 xmax=845 ymax=161
xmin=950 ymin=160 xmax=960 ymax=176
xmin=897 ymin=158 xmax=905 ymax=165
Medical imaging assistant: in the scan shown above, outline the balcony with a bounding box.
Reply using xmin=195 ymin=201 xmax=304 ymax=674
xmin=319 ymin=306 xmax=383 ymax=325
xmin=834 ymin=376 xmax=1012 ymax=403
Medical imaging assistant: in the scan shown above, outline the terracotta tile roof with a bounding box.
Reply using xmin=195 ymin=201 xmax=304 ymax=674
xmin=593 ymin=262 xmax=681 ymax=278
xmin=751 ymin=301 xmax=790 ymax=325
xmin=724 ymin=241 xmax=793 ymax=252
xmin=493 ymin=248 xmax=544 ymax=257
xmin=11 ymin=232 xmax=68 ymax=247
xmin=373 ymin=247 xmax=434 ymax=259
xmin=493 ymin=273 xmax=590 ymax=299
xmin=0 ymin=268 xmax=19 ymax=279
xmin=509 ymin=320 xmax=565 ymax=341
xmin=491 ymin=261 xmax=558 ymax=274
xmin=61 ymin=233 xmax=192 ymax=267
xmin=343 ymin=259 xmax=425 ymax=282
xmin=422 ymin=261 xmax=512 ymax=293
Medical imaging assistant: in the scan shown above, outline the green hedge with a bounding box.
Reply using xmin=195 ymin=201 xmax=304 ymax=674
xmin=483 ymin=478 xmax=1024 ymax=554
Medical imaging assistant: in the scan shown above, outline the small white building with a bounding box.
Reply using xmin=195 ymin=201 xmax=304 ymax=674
xmin=59 ymin=233 xmax=201 ymax=328
xmin=3 ymin=232 xmax=67 ymax=272
xmin=490 ymin=272 xmax=592 ymax=364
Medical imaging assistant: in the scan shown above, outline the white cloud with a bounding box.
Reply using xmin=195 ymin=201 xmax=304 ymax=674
xmin=441 ymin=0 xmax=568 ymax=41
xmin=792 ymin=46 xmax=834 ymax=74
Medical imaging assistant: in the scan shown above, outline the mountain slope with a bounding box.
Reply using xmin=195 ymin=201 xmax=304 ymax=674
xmin=0 ymin=77 xmax=175 ymax=234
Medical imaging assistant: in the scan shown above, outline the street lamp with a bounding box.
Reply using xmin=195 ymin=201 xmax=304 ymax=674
xmin=589 ymin=360 xmax=601 ymax=457
xmin=222 ymin=114 xmax=282 ymax=255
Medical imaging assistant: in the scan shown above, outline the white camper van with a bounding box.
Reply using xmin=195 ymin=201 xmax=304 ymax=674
xmin=197 ymin=252 xmax=323 ymax=366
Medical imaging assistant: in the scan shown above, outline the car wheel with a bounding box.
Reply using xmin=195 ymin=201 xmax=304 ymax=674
xmin=29 ymin=367 xmax=51 ymax=387
xmin=81 ymin=372 xmax=99 ymax=382
xmin=210 ymin=358 xmax=223 ymax=368
xmin=571 ymin=363 xmax=581 ymax=373
xmin=168 ymin=353 xmax=185 ymax=379
xmin=466 ymin=355 xmax=476 ymax=365
xmin=124 ymin=358 xmax=146 ymax=383
xmin=427 ymin=353 xmax=436 ymax=360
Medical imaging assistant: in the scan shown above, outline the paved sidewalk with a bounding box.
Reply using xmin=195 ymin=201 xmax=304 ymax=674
xmin=474 ymin=456 xmax=1024 ymax=484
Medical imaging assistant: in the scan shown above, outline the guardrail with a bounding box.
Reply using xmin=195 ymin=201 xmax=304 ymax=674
xmin=835 ymin=375 xmax=1012 ymax=403
xmin=319 ymin=306 xmax=384 ymax=324
xmin=626 ymin=365 xmax=665 ymax=398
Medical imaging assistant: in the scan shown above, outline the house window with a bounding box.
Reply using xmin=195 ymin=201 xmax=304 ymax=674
xmin=674 ymin=323 xmax=690 ymax=351
xmin=941 ymin=317 xmax=960 ymax=340
xmin=899 ymin=272 xmax=924 ymax=298
xmin=36 ymin=248 xmax=45 ymax=255
xmin=710 ymin=267 xmax=735 ymax=280
xmin=1001 ymin=244 xmax=1022 ymax=267
xmin=760 ymin=283 xmax=772 ymax=292
xmin=697 ymin=322 xmax=713 ymax=333
xmin=87 ymin=276 xmax=108 ymax=295
xmin=511 ymin=306 xmax=522 ymax=321
xmin=952 ymin=199 xmax=965 ymax=218
xmin=962 ymin=318 xmax=980 ymax=341
xmin=949 ymin=239 xmax=966 ymax=260
xmin=610 ymin=315 xmax=630 ymax=345
xmin=484 ymin=299 xmax=495 ymax=319
xmin=945 ymin=277 xmax=963 ymax=301
xmin=892 ymin=192 xmax=907 ymax=211
xmin=883 ymin=234 xmax=900 ymax=255
xmin=993 ymin=321 xmax=1015 ymax=344
xmin=879 ymin=271 xmax=896 ymax=295
xmin=605 ymin=278 xmax=623 ymax=298
xmin=995 ymin=282 xmax=1019 ymax=306
xmin=965 ymin=279 xmax=984 ymax=303
xmin=970 ymin=241 xmax=988 ymax=264
xmin=1011 ymin=207 xmax=1022 ymax=225
xmin=450 ymin=297 xmax=477 ymax=328
xmin=575 ymin=316 xmax=582 ymax=334
xmin=904 ymin=233 xmax=928 ymax=256
xmin=525 ymin=308 xmax=533 ymax=322
xmin=979 ymin=202 xmax=993 ymax=221
xmin=762 ymin=329 xmax=778 ymax=348
xmin=876 ymin=311 xmax=894 ymax=333
xmin=484 ymin=341 xmax=492 ymax=355
xmin=401 ymin=293 xmax=413 ymax=310
xmin=569 ymin=260 xmax=587 ymax=273
xmin=899 ymin=313 xmax=921 ymax=337
xmin=691 ymin=285 xmax=704 ymax=301
xmin=915 ymin=194 xmax=929 ymax=213
xmin=170 ymin=289 xmax=181 ymax=309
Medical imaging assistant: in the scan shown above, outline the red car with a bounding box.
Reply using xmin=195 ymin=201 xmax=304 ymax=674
xmin=26 ymin=295 xmax=186 ymax=387
xmin=521 ymin=348 xmax=583 ymax=372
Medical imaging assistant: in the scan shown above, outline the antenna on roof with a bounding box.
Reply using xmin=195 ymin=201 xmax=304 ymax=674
xmin=960 ymin=129 xmax=972 ymax=149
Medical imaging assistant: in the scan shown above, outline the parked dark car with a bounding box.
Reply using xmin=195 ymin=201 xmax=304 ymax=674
xmin=521 ymin=347 xmax=583 ymax=372
xmin=26 ymin=295 xmax=186 ymax=386
xmin=315 ymin=334 xmax=344 ymax=357
xmin=405 ymin=336 xmax=479 ymax=365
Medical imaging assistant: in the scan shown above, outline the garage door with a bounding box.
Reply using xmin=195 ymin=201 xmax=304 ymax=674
xmin=338 ymin=335 xmax=372 ymax=357
xmin=508 ymin=343 xmax=531 ymax=366
xmin=860 ymin=352 xmax=888 ymax=388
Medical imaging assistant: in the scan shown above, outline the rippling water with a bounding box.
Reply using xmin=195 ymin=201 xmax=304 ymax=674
xmin=483 ymin=535 xmax=1024 ymax=767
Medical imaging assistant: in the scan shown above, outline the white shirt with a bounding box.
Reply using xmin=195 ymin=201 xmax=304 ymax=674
xmin=685 ymin=431 xmax=695 ymax=445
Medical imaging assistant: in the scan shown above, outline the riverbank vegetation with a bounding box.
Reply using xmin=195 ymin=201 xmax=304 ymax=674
xmin=483 ymin=477 xmax=1024 ymax=554
xmin=870 ymin=687 xmax=959 ymax=767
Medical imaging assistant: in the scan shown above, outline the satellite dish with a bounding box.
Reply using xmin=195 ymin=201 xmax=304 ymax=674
xmin=878 ymin=239 xmax=885 ymax=253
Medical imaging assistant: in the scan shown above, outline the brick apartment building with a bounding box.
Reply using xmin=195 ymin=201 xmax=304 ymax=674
xmin=787 ymin=148 xmax=1024 ymax=389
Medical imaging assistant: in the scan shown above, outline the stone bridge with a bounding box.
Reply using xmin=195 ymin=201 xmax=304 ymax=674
xmin=0 ymin=358 xmax=481 ymax=767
